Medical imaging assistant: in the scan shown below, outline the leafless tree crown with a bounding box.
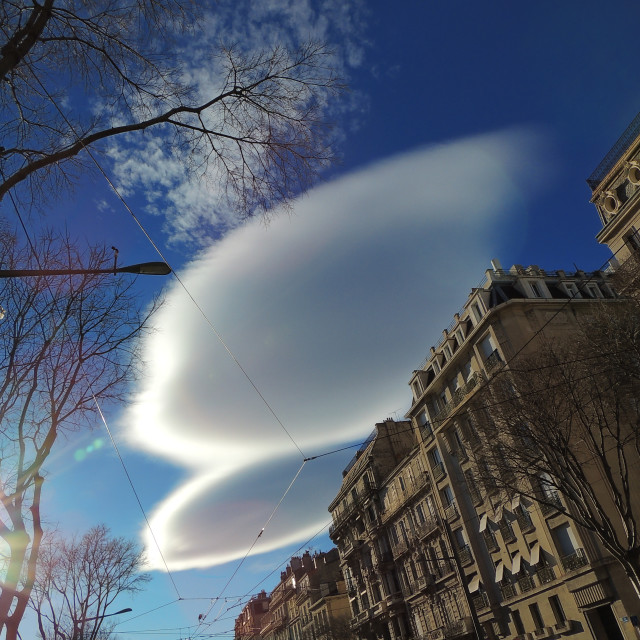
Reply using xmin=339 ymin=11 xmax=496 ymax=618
xmin=0 ymin=1 xmax=344 ymax=222
xmin=0 ymin=227 xmax=158 ymax=639
xmin=30 ymin=525 xmax=149 ymax=640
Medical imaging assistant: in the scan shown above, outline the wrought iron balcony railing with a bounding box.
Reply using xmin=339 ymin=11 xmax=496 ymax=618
xmin=561 ymin=548 xmax=589 ymax=572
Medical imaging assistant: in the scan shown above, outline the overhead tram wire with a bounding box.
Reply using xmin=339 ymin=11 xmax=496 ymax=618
xmin=200 ymin=520 xmax=333 ymax=631
xmin=93 ymin=397 xmax=182 ymax=599
xmin=15 ymin=63 xmax=638 ymax=636
xmin=191 ymin=461 xmax=308 ymax=639
xmin=24 ymin=62 xmax=307 ymax=462
xmin=20 ymin=62 xmax=320 ymax=625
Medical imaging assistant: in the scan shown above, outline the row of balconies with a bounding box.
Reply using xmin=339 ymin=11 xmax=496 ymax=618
xmin=415 ymin=515 xmax=440 ymax=540
xmin=383 ymin=474 xmax=432 ymax=521
xmin=417 ymin=616 xmax=475 ymax=640
xmin=497 ymin=553 xmax=586 ymax=603
xmin=513 ymin=622 xmax=576 ymax=640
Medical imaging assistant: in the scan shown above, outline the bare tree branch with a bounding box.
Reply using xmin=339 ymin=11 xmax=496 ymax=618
xmin=0 ymin=2 xmax=345 ymax=229
xmin=0 ymin=226 xmax=159 ymax=639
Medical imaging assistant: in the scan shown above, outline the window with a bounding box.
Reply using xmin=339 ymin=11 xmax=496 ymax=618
xmin=461 ymin=360 xmax=472 ymax=381
xmin=549 ymin=595 xmax=566 ymax=625
xmin=455 ymin=329 xmax=465 ymax=346
xmin=625 ymin=226 xmax=640 ymax=253
xmin=564 ymin=282 xmax=580 ymax=298
xmin=453 ymin=426 xmax=464 ymax=450
xmin=586 ymin=283 xmax=602 ymax=298
xmin=529 ymin=281 xmax=542 ymax=297
xmin=552 ymin=522 xmax=578 ymax=556
xmin=412 ymin=379 xmax=422 ymax=399
xmin=441 ymin=484 xmax=454 ymax=506
xmin=444 ymin=344 xmax=453 ymax=360
xmin=511 ymin=609 xmax=525 ymax=635
xmin=399 ymin=476 xmax=406 ymax=492
xmin=398 ymin=520 xmax=409 ymax=543
xmin=430 ymin=447 xmax=443 ymax=467
xmin=471 ymin=302 xmax=484 ymax=323
xmin=416 ymin=409 xmax=432 ymax=437
xmin=529 ymin=603 xmax=545 ymax=631
xmin=432 ymin=359 xmax=441 ymax=374
xmin=453 ymin=528 xmax=466 ymax=550
xmin=416 ymin=503 xmax=426 ymax=524
xmin=478 ymin=333 xmax=496 ymax=358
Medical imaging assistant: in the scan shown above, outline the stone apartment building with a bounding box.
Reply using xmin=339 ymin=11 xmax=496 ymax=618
xmin=235 ymin=550 xmax=350 ymax=640
xmin=329 ymin=263 xmax=638 ymax=640
xmin=326 ymin=113 xmax=640 ymax=640
xmin=236 ymin=591 xmax=271 ymax=640
xmin=588 ymin=110 xmax=640 ymax=262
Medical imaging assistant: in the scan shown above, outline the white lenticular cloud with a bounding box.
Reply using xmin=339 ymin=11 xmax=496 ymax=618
xmin=123 ymin=129 xmax=547 ymax=570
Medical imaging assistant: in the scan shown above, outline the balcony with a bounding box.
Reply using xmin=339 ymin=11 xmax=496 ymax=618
xmin=553 ymin=620 xmax=574 ymax=633
xmin=433 ymin=401 xmax=452 ymax=426
xmin=500 ymin=582 xmax=517 ymax=600
xmin=561 ymin=548 xmax=588 ymax=572
xmin=421 ymin=424 xmax=434 ymax=441
xmin=431 ymin=462 xmax=446 ymax=481
xmin=444 ymin=502 xmax=458 ymax=521
xmin=499 ymin=520 xmax=516 ymax=544
xmin=517 ymin=574 xmax=536 ymax=593
xmin=516 ymin=510 xmax=535 ymax=533
xmin=444 ymin=617 xmax=475 ymax=638
xmin=484 ymin=349 xmax=502 ymax=374
xmin=417 ymin=573 xmax=435 ymax=592
xmin=468 ymin=484 xmax=483 ymax=506
xmin=415 ymin=516 xmax=439 ymax=539
xmin=392 ymin=539 xmax=410 ymax=559
xmin=434 ymin=560 xmax=455 ymax=580
xmin=540 ymin=492 xmax=563 ymax=515
xmin=341 ymin=539 xmax=363 ymax=559
xmin=458 ymin=545 xmax=473 ymax=566
xmin=536 ymin=566 xmax=555 ymax=584
xmin=410 ymin=470 xmax=430 ymax=494
xmin=483 ymin=530 xmax=499 ymax=552
xmin=471 ymin=590 xmax=489 ymax=611
xmin=402 ymin=581 xmax=417 ymax=598
xmin=350 ymin=610 xmax=372 ymax=629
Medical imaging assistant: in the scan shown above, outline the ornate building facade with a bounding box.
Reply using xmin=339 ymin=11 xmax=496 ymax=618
xmin=329 ymin=260 xmax=640 ymax=640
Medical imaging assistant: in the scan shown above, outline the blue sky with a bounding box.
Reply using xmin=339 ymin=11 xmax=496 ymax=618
xmin=7 ymin=1 xmax=640 ymax=639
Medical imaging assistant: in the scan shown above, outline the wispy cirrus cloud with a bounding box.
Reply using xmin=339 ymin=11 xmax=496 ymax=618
xmin=120 ymin=129 xmax=547 ymax=571
xmin=106 ymin=0 xmax=369 ymax=245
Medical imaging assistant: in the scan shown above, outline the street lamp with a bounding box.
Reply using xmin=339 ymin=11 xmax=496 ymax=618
xmin=72 ymin=607 xmax=132 ymax=640
xmin=0 ymin=261 xmax=171 ymax=278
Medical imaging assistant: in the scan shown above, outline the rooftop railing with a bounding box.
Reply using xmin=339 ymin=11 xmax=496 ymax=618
xmin=587 ymin=111 xmax=640 ymax=190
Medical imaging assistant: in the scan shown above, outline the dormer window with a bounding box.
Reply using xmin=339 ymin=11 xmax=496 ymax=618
xmin=529 ymin=281 xmax=543 ymax=298
xmin=564 ymin=282 xmax=580 ymax=299
xmin=471 ymin=302 xmax=484 ymax=324
xmin=443 ymin=344 xmax=453 ymax=360
xmin=586 ymin=283 xmax=603 ymax=299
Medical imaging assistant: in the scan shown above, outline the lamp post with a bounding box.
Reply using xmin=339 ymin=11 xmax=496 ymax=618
xmin=0 ymin=261 xmax=171 ymax=278
xmin=72 ymin=607 xmax=132 ymax=640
